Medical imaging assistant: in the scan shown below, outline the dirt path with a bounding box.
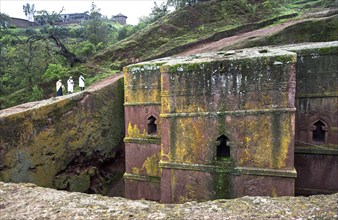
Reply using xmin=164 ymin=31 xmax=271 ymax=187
xmin=87 ymin=73 xmax=123 ymax=91
xmin=176 ymin=9 xmax=337 ymax=56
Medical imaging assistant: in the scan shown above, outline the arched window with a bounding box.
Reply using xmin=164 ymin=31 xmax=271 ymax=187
xmin=311 ymin=120 xmax=327 ymax=144
xmin=216 ymin=135 xmax=230 ymax=157
xmin=147 ymin=115 xmax=157 ymax=135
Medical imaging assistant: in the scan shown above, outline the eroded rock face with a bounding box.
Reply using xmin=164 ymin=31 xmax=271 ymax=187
xmin=0 ymin=181 xmax=337 ymax=219
xmin=0 ymin=75 xmax=125 ymax=196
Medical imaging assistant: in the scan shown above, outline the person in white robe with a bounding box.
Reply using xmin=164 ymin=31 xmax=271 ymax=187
xmin=56 ymin=79 xmax=64 ymax=96
xmin=79 ymin=75 xmax=85 ymax=91
xmin=67 ymin=76 xmax=74 ymax=94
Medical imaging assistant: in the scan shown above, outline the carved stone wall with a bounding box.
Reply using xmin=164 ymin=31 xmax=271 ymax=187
xmin=123 ymin=61 xmax=165 ymax=200
xmin=160 ymin=49 xmax=297 ymax=203
xmin=124 ymin=48 xmax=301 ymax=202
xmin=282 ymin=42 xmax=338 ymax=195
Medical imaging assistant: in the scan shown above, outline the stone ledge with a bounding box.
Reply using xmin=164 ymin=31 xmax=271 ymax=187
xmin=159 ymin=161 xmax=234 ymax=173
xmin=296 ymin=92 xmax=338 ymax=98
xmin=124 ymin=137 xmax=161 ymax=144
xmin=282 ymin=41 xmax=338 ymax=56
xmin=296 ymin=187 xmax=338 ymax=195
xmin=158 ymin=163 xmax=297 ymax=178
xmin=295 ymin=145 xmax=338 ymax=155
xmin=160 ymin=108 xmax=296 ymax=118
xmin=124 ymin=102 xmax=161 ymax=106
xmin=123 ymin=173 xmax=160 ymax=183
xmin=234 ymin=167 xmax=297 ymax=178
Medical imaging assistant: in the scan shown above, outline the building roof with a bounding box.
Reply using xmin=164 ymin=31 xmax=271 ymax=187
xmin=9 ymin=17 xmax=37 ymax=28
xmin=113 ymin=13 xmax=127 ymax=18
xmin=60 ymin=13 xmax=89 ymax=16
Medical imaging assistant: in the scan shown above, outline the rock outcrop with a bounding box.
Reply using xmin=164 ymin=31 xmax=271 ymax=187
xmin=0 ymin=75 xmax=125 ymax=196
xmin=0 ymin=181 xmax=337 ymax=219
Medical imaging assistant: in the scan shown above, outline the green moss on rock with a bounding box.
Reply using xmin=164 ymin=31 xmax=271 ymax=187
xmin=0 ymin=76 xmax=125 ymax=195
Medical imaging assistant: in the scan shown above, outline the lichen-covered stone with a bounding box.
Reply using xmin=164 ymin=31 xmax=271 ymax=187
xmin=123 ymin=59 xmax=167 ymax=201
xmin=0 ymin=181 xmax=337 ymax=220
xmin=159 ymin=48 xmax=297 ymax=202
xmin=281 ymin=41 xmax=338 ymax=195
xmin=0 ymin=75 xmax=125 ymax=195
xmin=123 ymin=48 xmax=300 ymax=202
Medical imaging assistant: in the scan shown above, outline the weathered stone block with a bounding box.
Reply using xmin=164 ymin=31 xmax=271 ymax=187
xmin=283 ymin=42 xmax=338 ymax=147
xmin=295 ymin=153 xmax=338 ymax=195
xmin=123 ymin=60 xmax=165 ymax=201
xmin=281 ymin=42 xmax=338 ymax=195
xmin=124 ymin=178 xmax=161 ymax=201
xmin=123 ymin=62 xmax=164 ymax=104
xmin=160 ymin=169 xmax=215 ymax=203
xmin=159 ymin=49 xmax=296 ymax=201
xmin=124 ymin=42 xmax=338 ymax=202
xmin=233 ymin=175 xmax=295 ymax=197
xmin=125 ymin=142 xmax=161 ymax=177
xmin=0 ymin=77 xmax=125 ymax=195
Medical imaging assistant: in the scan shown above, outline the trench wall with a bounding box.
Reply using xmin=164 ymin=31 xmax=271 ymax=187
xmin=0 ymin=76 xmax=125 ymax=195
xmin=282 ymin=42 xmax=338 ymax=195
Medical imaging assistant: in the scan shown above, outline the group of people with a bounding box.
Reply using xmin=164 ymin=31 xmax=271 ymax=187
xmin=56 ymin=75 xmax=85 ymax=96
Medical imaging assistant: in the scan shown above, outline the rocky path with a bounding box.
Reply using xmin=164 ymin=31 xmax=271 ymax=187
xmin=87 ymin=73 xmax=123 ymax=91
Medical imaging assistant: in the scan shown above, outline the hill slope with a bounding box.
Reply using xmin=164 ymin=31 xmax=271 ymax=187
xmin=93 ymin=0 xmax=338 ymax=69
xmin=177 ymin=9 xmax=338 ymax=56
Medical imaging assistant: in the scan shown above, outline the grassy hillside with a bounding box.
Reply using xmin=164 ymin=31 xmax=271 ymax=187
xmin=223 ymin=11 xmax=338 ymax=50
xmin=93 ymin=0 xmax=337 ymax=69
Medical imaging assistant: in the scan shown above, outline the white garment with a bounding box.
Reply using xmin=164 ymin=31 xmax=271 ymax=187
xmin=79 ymin=76 xmax=85 ymax=88
xmin=67 ymin=78 xmax=74 ymax=92
xmin=56 ymin=80 xmax=62 ymax=91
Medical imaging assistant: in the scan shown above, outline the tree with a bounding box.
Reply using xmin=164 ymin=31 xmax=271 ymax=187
xmin=83 ymin=2 xmax=111 ymax=46
xmin=43 ymin=63 xmax=69 ymax=81
xmin=135 ymin=2 xmax=170 ymax=34
xmin=0 ymin=13 xmax=10 ymax=29
xmin=166 ymin=0 xmax=200 ymax=9
xmin=0 ymin=33 xmax=63 ymax=108
xmin=23 ymin=3 xmax=36 ymax=22
xmin=0 ymin=8 xmax=82 ymax=109
xmin=31 ymin=8 xmax=82 ymax=67
xmin=149 ymin=2 xmax=169 ymax=22
xmin=77 ymin=41 xmax=96 ymax=57
xmin=34 ymin=8 xmax=63 ymax=26
xmin=117 ymin=25 xmax=137 ymax=41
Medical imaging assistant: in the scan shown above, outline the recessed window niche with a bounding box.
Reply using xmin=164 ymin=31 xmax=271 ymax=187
xmin=216 ymin=134 xmax=230 ymax=158
xmin=147 ymin=115 xmax=157 ymax=135
xmin=311 ymin=120 xmax=328 ymax=144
